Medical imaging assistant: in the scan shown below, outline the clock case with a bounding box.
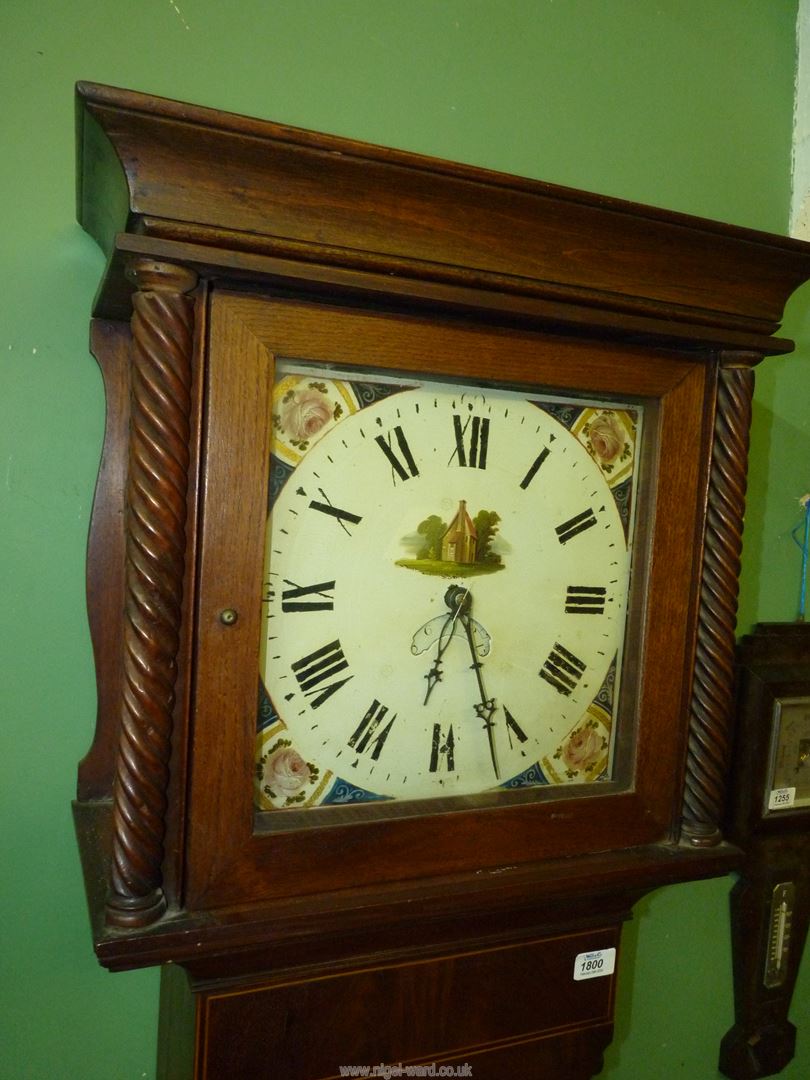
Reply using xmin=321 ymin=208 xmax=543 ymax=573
xmin=73 ymin=83 xmax=810 ymax=1077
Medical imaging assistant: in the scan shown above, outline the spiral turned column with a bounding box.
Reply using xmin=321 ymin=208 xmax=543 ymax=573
xmin=106 ymin=259 xmax=198 ymax=927
xmin=681 ymin=358 xmax=756 ymax=847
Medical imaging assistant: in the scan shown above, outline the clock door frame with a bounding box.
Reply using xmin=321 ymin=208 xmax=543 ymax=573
xmin=183 ymin=291 xmax=709 ymax=911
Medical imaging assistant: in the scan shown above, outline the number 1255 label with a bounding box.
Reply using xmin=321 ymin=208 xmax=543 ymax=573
xmin=573 ymin=947 xmax=617 ymax=981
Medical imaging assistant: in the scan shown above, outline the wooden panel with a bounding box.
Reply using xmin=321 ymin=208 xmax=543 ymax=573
xmin=102 ymin=232 xmax=800 ymax=354
xmin=73 ymin=799 xmax=741 ymax=973
xmin=423 ymin=1027 xmax=614 ymax=1080
xmin=191 ymin=929 xmax=617 ymax=1080
xmin=76 ymin=82 xmax=810 ymax=340
xmin=78 ymin=320 xmax=130 ymax=799
xmin=219 ymin=292 xmax=701 ymax=397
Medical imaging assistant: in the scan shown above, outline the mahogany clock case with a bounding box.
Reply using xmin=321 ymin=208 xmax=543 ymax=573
xmin=74 ymin=82 xmax=810 ymax=963
xmin=71 ymin=84 xmax=810 ymax=1075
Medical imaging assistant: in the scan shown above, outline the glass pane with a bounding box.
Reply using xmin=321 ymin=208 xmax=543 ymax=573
xmin=256 ymin=362 xmax=643 ymax=814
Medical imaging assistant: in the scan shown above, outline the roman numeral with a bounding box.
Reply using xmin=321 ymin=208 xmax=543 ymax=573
xmin=519 ymin=446 xmax=551 ymax=489
xmin=375 ymin=426 xmax=419 ymax=482
xmin=565 ymin=585 xmax=607 ymax=614
xmin=281 ymin=579 xmax=336 ymax=612
xmin=504 ymin=706 xmax=528 ymax=748
xmin=291 ymin=640 xmax=352 ymax=709
xmin=308 ymin=488 xmax=363 ymax=535
xmin=451 ymin=414 xmax=490 ymax=469
xmin=429 ymin=723 xmax=455 ymax=772
xmin=348 ymin=699 xmax=396 ymax=760
xmin=555 ymin=507 xmax=597 ymax=544
xmin=540 ymin=643 xmax=586 ymax=696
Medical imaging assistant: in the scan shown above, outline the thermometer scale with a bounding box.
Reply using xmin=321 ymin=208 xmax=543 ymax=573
xmin=764 ymin=882 xmax=795 ymax=989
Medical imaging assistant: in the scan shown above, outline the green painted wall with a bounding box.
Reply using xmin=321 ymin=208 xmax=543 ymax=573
xmin=1 ymin=2 xmax=808 ymax=1077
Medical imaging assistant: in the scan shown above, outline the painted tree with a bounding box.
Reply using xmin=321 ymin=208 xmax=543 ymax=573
xmin=473 ymin=510 xmax=502 ymax=563
xmin=417 ymin=514 xmax=447 ymax=560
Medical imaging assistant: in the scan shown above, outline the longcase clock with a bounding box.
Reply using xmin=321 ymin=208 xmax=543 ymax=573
xmin=72 ymin=82 xmax=810 ymax=1080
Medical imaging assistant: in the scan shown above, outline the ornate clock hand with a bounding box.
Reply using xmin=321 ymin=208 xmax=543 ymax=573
xmin=422 ymin=586 xmax=470 ymax=704
xmin=422 ymin=615 xmax=455 ymax=704
xmin=459 ymin=602 xmax=499 ymax=780
xmin=411 ymin=610 xmax=491 ymax=657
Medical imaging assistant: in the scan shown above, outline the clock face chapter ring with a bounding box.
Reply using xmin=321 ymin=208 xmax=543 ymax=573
xmin=256 ymin=365 xmax=642 ymax=815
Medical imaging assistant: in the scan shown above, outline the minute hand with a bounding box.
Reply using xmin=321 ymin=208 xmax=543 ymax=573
xmin=460 ymin=610 xmax=499 ymax=779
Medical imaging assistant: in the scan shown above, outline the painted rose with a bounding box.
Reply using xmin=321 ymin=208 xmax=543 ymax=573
xmin=588 ymin=413 xmax=624 ymax=463
xmin=561 ymin=725 xmax=604 ymax=773
xmin=280 ymin=386 xmax=333 ymax=442
xmin=264 ymin=746 xmax=310 ymax=797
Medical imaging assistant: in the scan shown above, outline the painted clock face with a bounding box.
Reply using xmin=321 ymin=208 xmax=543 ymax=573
xmin=256 ymin=364 xmax=641 ymax=812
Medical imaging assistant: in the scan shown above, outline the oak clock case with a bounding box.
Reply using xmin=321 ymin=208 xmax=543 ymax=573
xmin=72 ymin=82 xmax=810 ymax=1080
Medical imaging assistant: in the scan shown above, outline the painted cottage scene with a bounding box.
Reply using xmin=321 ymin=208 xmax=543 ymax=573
xmin=397 ymin=499 xmax=505 ymax=577
xmin=441 ymin=500 xmax=477 ymax=563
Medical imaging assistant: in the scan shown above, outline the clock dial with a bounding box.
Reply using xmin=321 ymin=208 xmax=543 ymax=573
xmin=256 ymin=365 xmax=641 ymax=810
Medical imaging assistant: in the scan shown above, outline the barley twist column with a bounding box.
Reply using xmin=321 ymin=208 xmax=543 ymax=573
xmin=106 ymin=258 xmax=198 ymax=927
xmin=681 ymin=357 xmax=756 ymax=847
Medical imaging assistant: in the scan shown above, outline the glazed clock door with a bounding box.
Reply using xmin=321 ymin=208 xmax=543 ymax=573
xmin=185 ymin=290 xmax=709 ymax=911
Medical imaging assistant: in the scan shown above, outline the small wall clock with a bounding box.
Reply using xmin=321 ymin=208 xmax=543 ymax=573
xmin=720 ymin=623 xmax=810 ymax=1080
xmin=71 ymin=82 xmax=810 ymax=1079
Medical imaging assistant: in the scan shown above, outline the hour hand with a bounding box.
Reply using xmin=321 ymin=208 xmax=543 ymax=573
xmin=414 ymin=586 xmax=473 ymax=704
xmin=419 ymin=614 xmax=456 ymax=703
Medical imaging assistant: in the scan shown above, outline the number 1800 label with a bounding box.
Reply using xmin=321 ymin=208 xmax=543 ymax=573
xmin=573 ymin=947 xmax=616 ymax=981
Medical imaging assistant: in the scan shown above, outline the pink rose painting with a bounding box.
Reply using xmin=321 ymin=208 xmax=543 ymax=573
xmin=258 ymin=741 xmax=318 ymax=806
xmin=586 ymin=412 xmax=625 ymax=466
xmin=557 ymin=721 xmax=606 ymax=778
xmin=275 ymin=381 xmax=342 ymax=451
